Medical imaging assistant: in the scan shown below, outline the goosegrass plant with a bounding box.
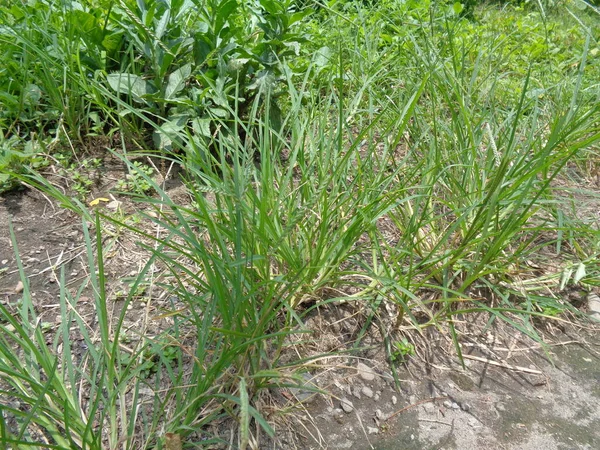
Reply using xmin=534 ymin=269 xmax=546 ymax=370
xmin=0 ymin=218 xmax=157 ymax=449
xmin=90 ymin=62 xmax=430 ymax=445
xmin=370 ymin=8 xmax=600 ymax=351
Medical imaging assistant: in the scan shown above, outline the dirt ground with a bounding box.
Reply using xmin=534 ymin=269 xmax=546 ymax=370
xmin=279 ymin=316 xmax=600 ymax=450
xmin=2 ymin=180 xmax=600 ymax=450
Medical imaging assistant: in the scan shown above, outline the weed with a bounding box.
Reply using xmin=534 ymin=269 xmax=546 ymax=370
xmin=114 ymin=161 xmax=154 ymax=195
xmin=1 ymin=0 xmax=599 ymax=448
xmin=391 ymin=338 xmax=416 ymax=364
xmin=54 ymin=154 xmax=102 ymax=200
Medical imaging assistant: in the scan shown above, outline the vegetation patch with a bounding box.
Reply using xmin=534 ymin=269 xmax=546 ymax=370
xmin=1 ymin=0 xmax=599 ymax=448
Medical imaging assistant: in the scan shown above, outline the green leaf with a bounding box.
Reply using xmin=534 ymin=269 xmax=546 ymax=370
xmin=453 ymin=2 xmax=464 ymax=15
xmin=102 ymin=32 xmax=123 ymax=53
xmin=165 ymin=63 xmax=192 ymax=99
xmin=192 ymin=118 xmax=212 ymax=137
xmin=314 ymin=46 xmax=331 ymax=69
xmin=106 ymin=73 xmax=156 ymax=103
xmin=155 ymin=9 xmax=170 ymax=40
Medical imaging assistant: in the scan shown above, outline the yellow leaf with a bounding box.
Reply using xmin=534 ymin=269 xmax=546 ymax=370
xmin=89 ymin=197 xmax=110 ymax=206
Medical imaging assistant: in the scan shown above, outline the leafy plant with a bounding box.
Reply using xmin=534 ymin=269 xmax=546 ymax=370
xmin=391 ymin=337 xmax=416 ymax=364
xmin=0 ymin=136 xmax=48 ymax=193
xmin=54 ymin=154 xmax=102 ymax=200
xmin=114 ymin=160 xmax=154 ymax=195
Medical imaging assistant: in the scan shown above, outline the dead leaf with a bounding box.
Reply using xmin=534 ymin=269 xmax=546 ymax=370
xmin=165 ymin=433 xmax=182 ymax=450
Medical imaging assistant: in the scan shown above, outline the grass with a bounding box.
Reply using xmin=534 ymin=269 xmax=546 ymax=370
xmin=1 ymin=0 xmax=599 ymax=448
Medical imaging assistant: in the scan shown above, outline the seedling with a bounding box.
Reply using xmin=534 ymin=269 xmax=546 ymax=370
xmin=114 ymin=161 xmax=153 ymax=195
xmin=391 ymin=338 xmax=415 ymax=364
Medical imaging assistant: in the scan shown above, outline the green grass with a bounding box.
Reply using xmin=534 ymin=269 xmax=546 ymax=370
xmin=1 ymin=0 xmax=599 ymax=447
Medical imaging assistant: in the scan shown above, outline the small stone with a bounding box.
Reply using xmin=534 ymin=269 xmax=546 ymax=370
xmin=14 ymin=281 xmax=24 ymax=293
xmin=374 ymin=393 xmax=380 ymax=401
xmin=356 ymin=362 xmax=376 ymax=381
xmin=461 ymin=402 xmax=471 ymax=412
xmin=106 ymin=200 xmax=122 ymax=211
xmin=588 ymin=292 xmax=600 ymax=315
xmin=409 ymin=395 xmax=418 ymax=405
xmin=375 ymin=409 xmax=386 ymax=420
xmin=362 ymin=386 xmax=374 ymax=398
xmin=367 ymin=426 xmax=379 ymax=435
xmin=423 ymin=403 xmax=436 ymax=414
xmin=443 ymin=400 xmax=453 ymax=408
xmin=352 ymin=387 xmax=362 ymax=399
xmin=451 ymin=402 xmax=460 ymax=410
xmin=340 ymin=398 xmax=354 ymax=413
xmin=1 ymin=259 xmax=8 ymax=265
xmin=468 ymin=418 xmax=480 ymax=428
xmin=392 ymin=395 xmax=397 ymax=405
xmin=496 ymin=402 xmax=506 ymax=412
xmin=288 ymin=372 xmax=317 ymax=404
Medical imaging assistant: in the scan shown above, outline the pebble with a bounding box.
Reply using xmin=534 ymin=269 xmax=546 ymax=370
xmin=340 ymin=397 xmax=354 ymax=413
xmin=106 ymin=200 xmax=122 ymax=211
xmin=356 ymin=362 xmax=376 ymax=381
xmin=496 ymin=402 xmax=506 ymax=412
xmin=14 ymin=281 xmax=24 ymax=293
xmin=367 ymin=426 xmax=379 ymax=435
xmin=374 ymin=392 xmax=380 ymax=401
xmin=289 ymin=373 xmax=317 ymax=403
xmin=468 ymin=417 xmax=480 ymax=428
xmin=423 ymin=403 xmax=436 ymax=414
xmin=352 ymin=387 xmax=361 ymax=399
xmin=362 ymin=386 xmax=374 ymax=398
xmin=1 ymin=259 xmax=8 ymax=265
xmin=587 ymin=292 xmax=600 ymax=319
xmin=333 ymin=408 xmax=345 ymax=423
xmin=392 ymin=395 xmax=397 ymax=405
xmin=443 ymin=400 xmax=453 ymax=408
xmin=409 ymin=395 xmax=418 ymax=405
xmin=461 ymin=402 xmax=472 ymax=412
xmin=375 ymin=409 xmax=387 ymax=420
